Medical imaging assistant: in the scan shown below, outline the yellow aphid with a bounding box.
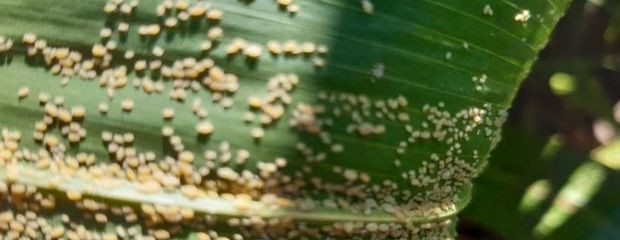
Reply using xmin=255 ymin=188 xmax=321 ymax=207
xmin=134 ymin=60 xmax=147 ymax=71
xmin=66 ymin=190 xmax=82 ymax=201
xmin=38 ymin=92 xmax=49 ymax=104
xmin=98 ymin=102 xmax=109 ymax=114
xmin=50 ymin=226 xmax=65 ymax=239
xmin=154 ymin=229 xmax=170 ymax=240
xmin=44 ymin=135 xmax=59 ymax=148
xmin=71 ymin=105 xmax=86 ymax=119
xmin=200 ymin=40 xmax=213 ymax=52
xmin=121 ymin=99 xmax=134 ymax=112
xmin=267 ymin=40 xmax=282 ymax=55
xmin=137 ymin=180 xmax=161 ymax=194
xmin=277 ymin=0 xmax=293 ymax=7
xmin=178 ymin=151 xmax=194 ymax=163
xmin=175 ymin=0 xmax=189 ymax=11
xmin=118 ymin=22 xmax=130 ymax=32
xmin=361 ymin=0 xmax=374 ymax=14
xmin=17 ymin=86 xmax=29 ymax=99
xmin=195 ymin=121 xmax=214 ymax=136
xmin=206 ymin=9 xmax=224 ymax=21
xmin=287 ymin=4 xmax=300 ymax=13
xmin=152 ymin=46 xmax=165 ymax=57
xmin=248 ymin=96 xmax=262 ymax=109
xmin=207 ymin=27 xmax=223 ymax=40
xmin=22 ymin=33 xmax=36 ymax=44
xmin=161 ymin=126 xmax=174 ymax=137
xmin=95 ymin=213 xmax=108 ymax=223
xmin=139 ymin=24 xmax=161 ymax=36
xmin=514 ymin=9 xmax=531 ymax=22
xmin=301 ymin=42 xmax=316 ymax=54
xmin=164 ymin=17 xmax=178 ymax=28
xmin=244 ymin=44 xmax=263 ymax=59
xmin=92 ymin=44 xmax=107 ymax=57
xmin=180 ymin=185 xmax=202 ymax=199
xmin=227 ymin=38 xmax=246 ymax=55
xmin=189 ymin=5 xmax=207 ymax=17
xmin=58 ymin=109 xmax=73 ymax=123
xmin=283 ymin=40 xmax=300 ymax=54
xmin=251 ymin=127 xmax=264 ymax=140
xmin=100 ymin=28 xmax=113 ymax=39
xmin=196 ymin=232 xmax=211 ymax=240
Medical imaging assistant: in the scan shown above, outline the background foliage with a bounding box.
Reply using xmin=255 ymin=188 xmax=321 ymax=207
xmin=459 ymin=0 xmax=620 ymax=239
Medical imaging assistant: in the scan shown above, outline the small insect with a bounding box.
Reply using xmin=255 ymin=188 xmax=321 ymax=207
xmin=120 ymin=99 xmax=134 ymax=112
xmin=196 ymin=121 xmax=214 ymax=136
xmin=515 ymin=10 xmax=531 ymax=22
xmin=152 ymin=46 xmax=165 ymax=57
xmin=92 ymin=44 xmax=107 ymax=57
xmin=361 ymin=0 xmax=374 ymax=14
xmin=17 ymin=86 xmax=29 ymax=99
xmin=99 ymin=28 xmax=112 ymax=39
xmin=483 ymin=4 xmax=493 ymax=16
xmin=370 ymin=63 xmax=385 ymax=82
xmin=251 ymin=127 xmax=264 ymax=140
xmin=207 ymin=9 xmax=224 ymax=21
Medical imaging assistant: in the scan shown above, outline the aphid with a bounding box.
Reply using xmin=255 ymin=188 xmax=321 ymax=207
xmin=515 ymin=10 xmax=531 ymax=22
xmin=206 ymin=9 xmax=224 ymax=21
xmin=120 ymin=2 xmax=133 ymax=15
xmin=58 ymin=109 xmax=73 ymax=123
xmin=153 ymin=229 xmax=170 ymax=240
xmin=92 ymin=44 xmax=107 ymax=57
xmin=483 ymin=4 xmax=493 ymax=16
xmin=244 ymin=44 xmax=263 ymax=59
xmin=162 ymin=126 xmax=174 ymax=137
xmin=95 ymin=213 xmax=108 ymax=223
xmin=227 ymin=38 xmax=246 ymax=55
xmin=250 ymin=127 xmax=264 ymax=140
xmin=180 ymin=185 xmax=202 ymax=199
xmin=71 ymin=105 xmax=86 ymax=119
xmin=50 ymin=226 xmax=65 ymax=239
xmin=312 ymin=57 xmax=325 ymax=67
xmin=207 ymin=27 xmax=224 ymax=40
xmin=123 ymin=132 xmax=134 ymax=143
xmin=178 ymin=11 xmax=190 ymax=22
xmin=266 ymin=40 xmax=282 ymax=55
xmin=164 ymin=17 xmax=178 ymax=28
xmin=189 ymin=5 xmax=207 ymax=18
xmin=106 ymin=40 xmax=118 ymax=50
xmin=195 ymin=121 xmax=214 ymax=136
xmin=96 ymin=102 xmax=109 ymax=114
xmin=121 ymin=99 xmax=134 ymax=112
xmin=137 ymin=180 xmax=161 ymax=194
xmin=152 ymin=46 xmax=165 ymax=57
xmin=331 ymin=144 xmax=344 ymax=153
xmin=17 ymin=86 xmax=29 ymax=99
xmin=200 ymin=40 xmax=213 ymax=52
xmin=100 ymin=28 xmax=113 ymax=39
xmin=361 ymin=0 xmax=374 ymax=14
xmin=134 ymin=60 xmax=147 ymax=71
xmin=176 ymin=0 xmax=189 ymax=11
xmin=22 ymin=33 xmax=36 ymax=44
xmin=117 ymin=22 xmax=130 ymax=34
xmin=66 ymin=190 xmax=82 ymax=201
xmin=287 ymin=4 xmax=300 ymax=14
xmin=277 ymin=0 xmax=293 ymax=7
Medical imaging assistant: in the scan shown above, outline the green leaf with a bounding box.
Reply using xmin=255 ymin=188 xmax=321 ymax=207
xmin=0 ymin=0 xmax=570 ymax=239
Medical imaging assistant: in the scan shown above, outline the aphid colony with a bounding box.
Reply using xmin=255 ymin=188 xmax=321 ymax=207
xmin=0 ymin=0 xmax=511 ymax=239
